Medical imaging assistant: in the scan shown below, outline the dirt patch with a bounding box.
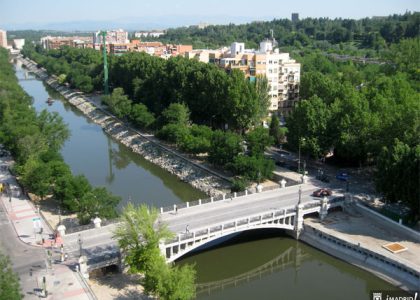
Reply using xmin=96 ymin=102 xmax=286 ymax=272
xmin=89 ymin=272 xmax=153 ymax=300
xmin=382 ymin=242 xmax=407 ymax=254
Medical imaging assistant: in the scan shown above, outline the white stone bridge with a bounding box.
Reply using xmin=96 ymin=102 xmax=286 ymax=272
xmin=62 ymin=182 xmax=345 ymax=273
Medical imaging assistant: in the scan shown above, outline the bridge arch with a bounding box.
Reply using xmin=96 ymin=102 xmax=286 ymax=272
xmin=162 ymin=216 xmax=296 ymax=263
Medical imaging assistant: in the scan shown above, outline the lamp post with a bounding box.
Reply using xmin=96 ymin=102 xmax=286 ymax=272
xmin=78 ymin=234 xmax=83 ymax=257
xmin=298 ymin=186 xmax=302 ymax=205
xmin=298 ymin=138 xmax=302 ymax=174
xmin=298 ymin=137 xmax=306 ymax=175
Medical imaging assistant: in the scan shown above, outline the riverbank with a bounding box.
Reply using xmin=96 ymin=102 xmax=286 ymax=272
xmin=18 ymin=56 xmax=233 ymax=197
xmin=301 ymin=206 xmax=420 ymax=291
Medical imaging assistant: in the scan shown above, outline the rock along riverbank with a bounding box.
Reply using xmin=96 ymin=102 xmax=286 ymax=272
xmin=19 ymin=56 xmax=232 ymax=197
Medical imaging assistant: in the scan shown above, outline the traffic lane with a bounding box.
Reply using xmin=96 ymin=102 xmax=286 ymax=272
xmin=162 ymin=183 xmax=321 ymax=221
xmin=0 ymin=213 xmax=45 ymax=299
xmin=166 ymin=193 xmax=319 ymax=234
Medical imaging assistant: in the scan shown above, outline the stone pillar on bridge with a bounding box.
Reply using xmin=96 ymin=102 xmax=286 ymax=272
xmin=344 ymin=192 xmax=352 ymax=205
xmin=78 ymin=255 xmax=89 ymax=279
xmin=293 ymin=203 xmax=304 ymax=239
xmin=319 ymin=197 xmax=329 ymax=221
xmin=280 ymin=179 xmax=287 ymax=188
xmin=93 ymin=216 xmax=102 ymax=228
xmin=57 ymin=224 xmax=66 ymax=237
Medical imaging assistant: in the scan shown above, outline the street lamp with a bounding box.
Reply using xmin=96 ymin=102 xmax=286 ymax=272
xmin=298 ymin=137 xmax=307 ymax=175
xmin=78 ymin=234 xmax=83 ymax=257
xmin=298 ymin=186 xmax=302 ymax=205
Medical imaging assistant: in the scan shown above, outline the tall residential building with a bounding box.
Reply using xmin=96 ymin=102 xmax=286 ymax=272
xmin=0 ymin=29 xmax=7 ymax=48
xmin=93 ymin=29 xmax=129 ymax=48
xmin=197 ymin=40 xmax=300 ymax=115
xmin=292 ymin=13 xmax=299 ymax=22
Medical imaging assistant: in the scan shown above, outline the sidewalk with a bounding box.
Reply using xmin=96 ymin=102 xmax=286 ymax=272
xmin=0 ymin=153 xmax=95 ymax=299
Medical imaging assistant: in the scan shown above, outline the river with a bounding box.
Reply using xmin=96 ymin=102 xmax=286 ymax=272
xmin=14 ymin=60 xmax=395 ymax=300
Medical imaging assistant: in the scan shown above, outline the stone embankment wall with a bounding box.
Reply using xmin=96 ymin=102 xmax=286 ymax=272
xmin=300 ymin=224 xmax=420 ymax=291
xmin=20 ymin=57 xmax=231 ymax=196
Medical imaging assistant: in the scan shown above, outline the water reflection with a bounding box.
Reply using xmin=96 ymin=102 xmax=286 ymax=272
xmin=178 ymin=230 xmax=395 ymax=300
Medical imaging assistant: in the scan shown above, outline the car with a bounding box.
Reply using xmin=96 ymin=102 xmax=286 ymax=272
xmin=316 ymin=173 xmax=330 ymax=183
xmin=277 ymin=150 xmax=291 ymax=157
xmin=275 ymin=160 xmax=287 ymax=167
xmin=312 ymin=189 xmax=332 ymax=197
xmin=336 ymin=172 xmax=350 ymax=181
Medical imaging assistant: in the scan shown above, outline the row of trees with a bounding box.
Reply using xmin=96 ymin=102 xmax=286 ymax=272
xmin=103 ymin=89 xmax=276 ymax=187
xmin=114 ymin=204 xmax=196 ymax=299
xmin=0 ymin=48 xmax=120 ymax=225
xmin=148 ymin=13 xmax=419 ymax=51
xmin=285 ymin=40 xmax=419 ymax=218
xmin=22 ymin=46 xmax=270 ymax=133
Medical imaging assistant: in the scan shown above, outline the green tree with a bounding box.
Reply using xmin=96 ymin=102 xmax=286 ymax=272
xmin=208 ymin=130 xmax=243 ymax=166
xmin=375 ymin=140 xmax=420 ymax=219
xmin=37 ymin=110 xmax=70 ymax=152
xmin=114 ymin=204 xmax=196 ymax=300
xmin=114 ymin=204 xmax=173 ymax=274
xmin=286 ymin=96 xmax=332 ymax=159
xmin=246 ymin=127 xmax=273 ymax=157
xmin=102 ymin=88 xmax=132 ymax=119
xmin=77 ymin=187 xmax=120 ymax=225
xmin=130 ymin=103 xmax=155 ymax=129
xmin=229 ymin=155 xmax=275 ymax=182
xmin=20 ymin=157 xmax=53 ymax=200
xmin=54 ymin=174 xmax=92 ymax=212
xmin=269 ymin=115 xmax=287 ymax=146
xmin=0 ymin=252 xmax=22 ymax=300
xmin=254 ymin=75 xmax=270 ymax=125
xmin=160 ymin=103 xmax=190 ymax=127
xmin=157 ymin=124 xmax=190 ymax=145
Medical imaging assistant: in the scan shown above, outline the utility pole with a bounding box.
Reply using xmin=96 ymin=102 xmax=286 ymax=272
xmin=99 ymin=31 xmax=109 ymax=95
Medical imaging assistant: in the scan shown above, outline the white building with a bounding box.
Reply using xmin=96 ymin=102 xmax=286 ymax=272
xmin=13 ymin=39 xmax=25 ymax=50
xmin=93 ymin=29 xmax=129 ymax=47
xmin=134 ymin=31 xmax=165 ymax=38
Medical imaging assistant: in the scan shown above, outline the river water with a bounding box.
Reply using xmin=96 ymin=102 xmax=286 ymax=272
xmin=14 ymin=60 xmax=395 ymax=300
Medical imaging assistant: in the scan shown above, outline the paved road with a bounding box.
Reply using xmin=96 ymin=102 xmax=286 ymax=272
xmin=0 ymin=200 xmax=45 ymax=299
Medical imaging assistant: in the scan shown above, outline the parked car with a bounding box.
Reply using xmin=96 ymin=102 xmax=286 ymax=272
xmin=336 ymin=172 xmax=349 ymax=181
xmin=275 ymin=160 xmax=287 ymax=167
xmin=316 ymin=173 xmax=330 ymax=183
xmin=312 ymin=189 xmax=332 ymax=197
xmin=277 ymin=150 xmax=292 ymax=157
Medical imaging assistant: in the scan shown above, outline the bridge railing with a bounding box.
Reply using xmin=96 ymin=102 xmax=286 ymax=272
xmin=160 ymin=184 xmax=282 ymax=214
xmin=164 ymin=205 xmax=297 ymax=246
xmin=66 ymin=218 xmax=120 ymax=234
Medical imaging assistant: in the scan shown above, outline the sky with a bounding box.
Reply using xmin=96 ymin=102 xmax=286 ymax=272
xmin=1 ymin=0 xmax=419 ymax=30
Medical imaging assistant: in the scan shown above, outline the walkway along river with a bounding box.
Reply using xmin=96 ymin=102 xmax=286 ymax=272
xmin=14 ymin=58 xmax=397 ymax=300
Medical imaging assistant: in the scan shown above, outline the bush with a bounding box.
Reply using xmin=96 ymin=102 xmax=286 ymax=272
xmin=231 ymin=177 xmax=249 ymax=192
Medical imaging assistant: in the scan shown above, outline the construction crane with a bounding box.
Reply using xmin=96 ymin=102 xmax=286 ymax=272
xmin=98 ymin=31 xmax=109 ymax=95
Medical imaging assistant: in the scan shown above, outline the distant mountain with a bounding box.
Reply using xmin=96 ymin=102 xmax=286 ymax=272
xmin=2 ymin=14 xmax=263 ymax=31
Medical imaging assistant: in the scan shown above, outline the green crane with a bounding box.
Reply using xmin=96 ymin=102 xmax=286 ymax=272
xmin=99 ymin=31 xmax=109 ymax=95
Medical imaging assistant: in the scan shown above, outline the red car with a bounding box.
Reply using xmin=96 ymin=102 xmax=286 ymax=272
xmin=312 ymin=189 xmax=332 ymax=197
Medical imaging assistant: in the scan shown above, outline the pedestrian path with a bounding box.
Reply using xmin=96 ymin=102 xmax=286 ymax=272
xmin=0 ymin=153 xmax=95 ymax=299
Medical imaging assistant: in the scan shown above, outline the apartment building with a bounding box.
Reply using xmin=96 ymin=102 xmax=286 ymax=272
xmin=41 ymin=36 xmax=92 ymax=50
xmin=93 ymin=29 xmax=128 ymax=48
xmin=197 ymin=40 xmax=300 ymax=115
xmin=0 ymin=29 xmax=8 ymax=48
